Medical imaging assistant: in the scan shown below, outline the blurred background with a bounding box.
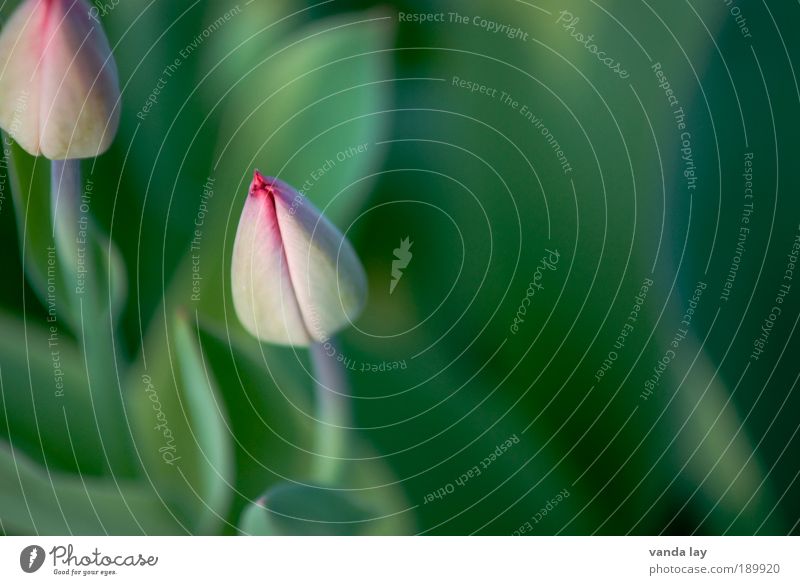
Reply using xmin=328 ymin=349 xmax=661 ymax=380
xmin=1 ymin=0 xmax=799 ymax=535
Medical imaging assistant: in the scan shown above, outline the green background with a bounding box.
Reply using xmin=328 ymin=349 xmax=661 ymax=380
xmin=1 ymin=0 xmax=799 ymax=535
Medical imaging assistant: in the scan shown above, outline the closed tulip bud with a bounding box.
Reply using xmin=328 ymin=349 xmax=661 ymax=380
xmin=0 ymin=0 xmax=120 ymax=159
xmin=232 ymin=171 xmax=367 ymax=346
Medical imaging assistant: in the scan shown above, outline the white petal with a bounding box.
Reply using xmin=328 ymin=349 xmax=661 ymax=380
xmin=231 ymin=177 xmax=310 ymax=346
xmin=0 ymin=0 xmax=45 ymax=156
xmin=0 ymin=0 xmax=120 ymax=159
xmin=272 ymin=179 xmax=366 ymax=342
xmin=231 ymin=172 xmax=367 ymax=346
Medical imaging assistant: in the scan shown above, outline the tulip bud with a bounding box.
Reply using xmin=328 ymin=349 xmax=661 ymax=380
xmin=232 ymin=171 xmax=367 ymax=346
xmin=0 ymin=0 xmax=120 ymax=159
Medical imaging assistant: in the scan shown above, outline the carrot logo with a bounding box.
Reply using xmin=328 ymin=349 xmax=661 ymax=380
xmin=20 ymin=545 xmax=45 ymax=573
xmin=390 ymin=237 xmax=414 ymax=294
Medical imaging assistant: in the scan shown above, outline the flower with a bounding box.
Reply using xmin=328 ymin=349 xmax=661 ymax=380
xmin=0 ymin=0 xmax=120 ymax=159
xmin=231 ymin=170 xmax=367 ymax=346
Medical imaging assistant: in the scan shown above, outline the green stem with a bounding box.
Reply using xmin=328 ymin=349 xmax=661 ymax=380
xmin=50 ymin=159 xmax=133 ymax=476
xmin=309 ymin=339 xmax=351 ymax=484
xmin=50 ymin=160 xmax=81 ymax=279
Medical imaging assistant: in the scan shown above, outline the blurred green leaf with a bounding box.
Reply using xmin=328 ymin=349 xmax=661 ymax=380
xmin=100 ymin=0 xmax=220 ymax=344
xmin=49 ymin=160 xmax=132 ymax=475
xmin=125 ymin=306 xmax=233 ymax=534
xmin=341 ymin=441 xmax=417 ymax=536
xmin=197 ymin=319 xmax=315 ymax=521
xmin=198 ymin=321 xmax=416 ymax=534
xmin=0 ymin=440 xmax=181 ymax=535
xmin=238 ymin=482 xmax=370 ymax=536
xmin=668 ymin=347 xmax=780 ymax=534
xmin=200 ymin=0 xmax=293 ymax=93
xmin=3 ymin=135 xmax=66 ymax=319
xmin=172 ymin=309 xmax=234 ymax=534
xmin=238 ymin=433 xmax=416 ymax=535
xmin=0 ymin=311 xmax=105 ymax=476
xmin=3 ymin=139 xmax=126 ymax=328
xmin=217 ymin=9 xmax=393 ymax=223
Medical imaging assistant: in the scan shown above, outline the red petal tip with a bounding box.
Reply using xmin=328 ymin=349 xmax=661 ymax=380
xmin=250 ymin=169 xmax=275 ymax=198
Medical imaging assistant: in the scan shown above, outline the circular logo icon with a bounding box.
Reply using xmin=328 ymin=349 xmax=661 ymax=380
xmin=20 ymin=545 xmax=45 ymax=573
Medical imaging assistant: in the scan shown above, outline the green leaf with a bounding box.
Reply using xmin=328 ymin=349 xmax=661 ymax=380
xmin=0 ymin=311 xmax=105 ymax=476
xmin=237 ymin=436 xmax=416 ymax=536
xmin=199 ymin=317 xmax=417 ymax=535
xmin=238 ymin=482 xmax=370 ymax=536
xmin=125 ymin=306 xmax=233 ymax=534
xmin=2 ymin=135 xmax=63 ymax=318
xmin=668 ymin=349 xmax=780 ymax=534
xmin=341 ymin=441 xmax=417 ymax=536
xmin=197 ymin=319 xmax=315 ymax=514
xmin=172 ymin=309 xmax=234 ymax=534
xmin=0 ymin=440 xmax=181 ymax=535
xmin=48 ymin=160 xmax=133 ymax=475
xmin=2 ymin=140 xmax=126 ymax=328
xmin=218 ymin=9 xmax=394 ymax=223
xmin=200 ymin=0 xmax=293 ymax=95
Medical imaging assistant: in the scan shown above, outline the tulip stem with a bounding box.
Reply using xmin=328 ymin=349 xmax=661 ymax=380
xmin=50 ymin=159 xmax=132 ymax=476
xmin=50 ymin=160 xmax=82 ymax=281
xmin=309 ymin=339 xmax=351 ymax=484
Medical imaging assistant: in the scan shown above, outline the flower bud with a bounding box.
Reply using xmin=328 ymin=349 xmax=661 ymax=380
xmin=0 ymin=0 xmax=120 ymax=159
xmin=231 ymin=171 xmax=367 ymax=346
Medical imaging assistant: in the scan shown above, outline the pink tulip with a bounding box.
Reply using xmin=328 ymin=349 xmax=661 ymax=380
xmin=232 ymin=171 xmax=367 ymax=346
xmin=0 ymin=0 xmax=120 ymax=159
